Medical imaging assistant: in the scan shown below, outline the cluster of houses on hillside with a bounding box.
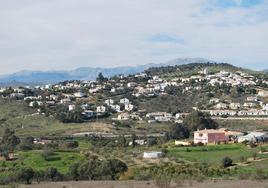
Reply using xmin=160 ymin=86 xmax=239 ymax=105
xmin=0 ymin=69 xmax=268 ymax=121
xmin=202 ymin=95 xmax=268 ymax=117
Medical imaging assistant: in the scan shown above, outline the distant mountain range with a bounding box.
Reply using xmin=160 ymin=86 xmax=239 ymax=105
xmin=0 ymin=58 xmax=217 ymax=86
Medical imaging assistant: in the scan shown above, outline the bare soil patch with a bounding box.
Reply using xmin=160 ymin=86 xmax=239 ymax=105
xmin=18 ymin=180 xmax=268 ymax=188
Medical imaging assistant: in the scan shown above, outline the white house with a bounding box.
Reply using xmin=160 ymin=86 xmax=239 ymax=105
xmin=120 ymin=98 xmax=130 ymax=105
xmin=105 ymin=99 xmax=114 ymax=106
xmin=125 ymin=104 xmax=134 ymax=111
xmin=194 ymin=129 xmax=228 ymax=144
xmin=111 ymin=105 xmax=121 ymax=112
xmin=74 ymin=92 xmax=86 ymax=98
xmin=206 ymin=110 xmax=236 ymax=116
xmin=117 ymin=113 xmax=130 ymax=120
xmin=243 ymin=102 xmax=257 ymax=108
xmin=127 ymin=82 xmax=137 ymax=88
xmin=129 ymin=139 xmax=146 ymax=146
xmin=258 ymin=90 xmax=268 ymax=97
xmin=29 ymin=101 xmax=43 ymax=107
xmin=49 ymin=94 xmax=58 ymax=100
xmin=69 ymin=104 xmax=76 ymax=111
xmin=238 ymin=132 xmax=268 ymax=143
xmin=96 ymin=106 xmax=106 ymax=113
xmin=214 ymin=103 xmax=228 ymax=110
xmin=82 ymin=110 xmax=96 ymax=118
xmin=146 ymin=112 xmax=172 ymax=122
xmin=60 ymin=98 xmax=71 ymax=104
xmin=230 ymin=103 xmax=241 ymax=110
xmin=246 ymin=96 xmax=258 ymax=102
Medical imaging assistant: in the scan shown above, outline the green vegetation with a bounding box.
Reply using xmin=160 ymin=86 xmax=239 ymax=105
xmin=167 ymin=144 xmax=260 ymax=164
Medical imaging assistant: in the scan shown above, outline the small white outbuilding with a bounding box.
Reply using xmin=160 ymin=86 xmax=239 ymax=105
xmin=143 ymin=151 xmax=163 ymax=159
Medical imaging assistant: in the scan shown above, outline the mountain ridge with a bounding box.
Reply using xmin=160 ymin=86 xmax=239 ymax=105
xmin=0 ymin=58 xmax=217 ymax=86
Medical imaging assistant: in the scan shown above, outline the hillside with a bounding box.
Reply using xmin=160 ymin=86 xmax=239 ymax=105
xmin=145 ymin=62 xmax=246 ymax=78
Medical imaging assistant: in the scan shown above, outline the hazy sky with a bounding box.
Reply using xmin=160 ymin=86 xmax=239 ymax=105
xmin=0 ymin=0 xmax=268 ymax=74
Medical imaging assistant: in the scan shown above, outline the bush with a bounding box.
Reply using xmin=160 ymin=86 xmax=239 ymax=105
xmin=222 ymin=157 xmax=233 ymax=168
xmin=45 ymin=167 xmax=62 ymax=181
xmin=64 ymin=140 xmax=79 ymax=149
xmin=41 ymin=149 xmax=58 ymax=161
xmin=133 ymin=169 xmax=152 ymax=180
xmin=16 ymin=167 xmax=35 ymax=184
xmin=153 ymin=172 xmax=172 ymax=188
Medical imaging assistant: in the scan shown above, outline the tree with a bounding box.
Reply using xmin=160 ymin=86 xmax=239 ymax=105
xmin=34 ymin=170 xmax=45 ymax=183
xmin=69 ymin=158 xmax=128 ymax=181
xmin=1 ymin=128 xmax=20 ymax=152
xmin=96 ymin=72 xmax=108 ymax=83
xmin=118 ymin=135 xmax=127 ymax=147
xmin=19 ymin=136 xmax=34 ymax=151
xmin=222 ymin=157 xmax=233 ymax=168
xmin=69 ymin=163 xmax=80 ymax=181
xmin=45 ymin=167 xmax=62 ymax=181
xmin=184 ymin=111 xmax=218 ymax=132
xmin=102 ymin=159 xmax=128 ymax=180
xmin=168 ymin=124 xmax=190 ymax=140
xmin=65 ymin=140 xmax=79 ymax=149
xmin=131 ymin=133 xmax=137 ymax=148
xmin=17 ymin=168 xmax=35 ymax=184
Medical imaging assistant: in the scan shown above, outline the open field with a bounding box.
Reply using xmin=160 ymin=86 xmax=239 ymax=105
xmin=16 ymin=180 xmax=268 ymax=188
xmin=167 ymin=144 xmax=264 ymax=164
xmin=0 ymin=150 xmax=84 ymax=174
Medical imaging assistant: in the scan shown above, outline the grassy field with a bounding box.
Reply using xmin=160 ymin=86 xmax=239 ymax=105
xmin=0 ymin=150 xmax=84 ymax=174
xmin=166 ymin=144 xmax=262 ymax=164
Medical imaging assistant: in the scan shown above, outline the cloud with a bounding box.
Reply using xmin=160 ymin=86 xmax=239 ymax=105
xmin=0 ymin=0 xmax=267 ymax=74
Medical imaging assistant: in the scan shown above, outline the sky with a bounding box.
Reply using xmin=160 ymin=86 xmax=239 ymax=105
xmin=0 ymin=0 xmax=268 ymax=74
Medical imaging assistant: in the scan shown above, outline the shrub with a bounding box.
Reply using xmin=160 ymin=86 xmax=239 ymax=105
xmin=64 ymin=140 xmax=79 ymax=149
xmin=222 ymin=157 xmax=233 ymax=168
xmin=16 ymin=167 xmax=35 ymax=184
xmin=153 ymin=172 xmax=172 ymax=188
xmin=41 ymin=149 xmax=59 ymax=161
xmin=133 ymin=169 xmax=152 ymax=180
xmin=45 ymin=167 xmax=62 ymax=181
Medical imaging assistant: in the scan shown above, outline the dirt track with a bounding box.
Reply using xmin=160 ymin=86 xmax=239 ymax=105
xmin=18 ymin=180 xmax=268 ymax=188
